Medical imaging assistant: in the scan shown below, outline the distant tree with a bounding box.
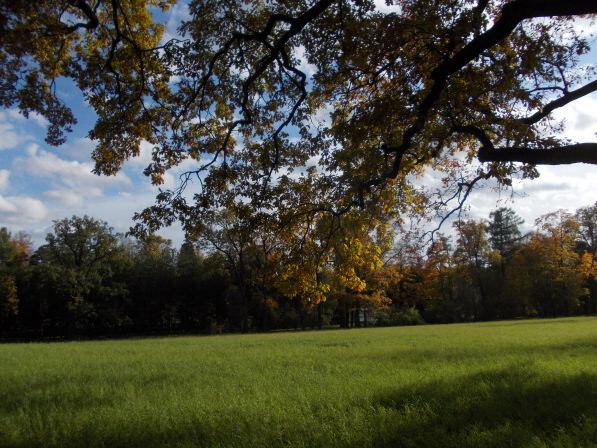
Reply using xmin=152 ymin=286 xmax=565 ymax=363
xmin=454 ymin=220 xmax=493 ymax=269
xmin=0 ymin=228 xmax=32 ymax=333
xmin=198 ymin=209 xmax=257 ymax=332
xmin=176 ymin=240 xmax=211 ymax=330
xmin=488 ymin=208 xmax=525 ymax=259
xmin=486 ymin=207 xmax=525 ymax=315
xmin=508 ymin=211 xmax=584 ymax=316
xmin=34 ymin=216 xmax=125 ymax=336
xmin=418 ymin=235 xmax=461 ymax=322
xmin=453 ymin=219 xmax=496 ymax=319
xmin=126 ymin=234 xmax=177 ymax=331
xmin=576 ymin=203 xmax=596 ymax=256
xmin=575 ymin=203 xmax=596 ymax=313
xmin=0 ymin=275 xmax=18 ymax=334
xmin=0 ymin=227 xmax=30 ymax=274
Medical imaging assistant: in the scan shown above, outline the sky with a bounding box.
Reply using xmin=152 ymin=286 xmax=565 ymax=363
xmin=0 ymin=1 xmax=595 ymax=247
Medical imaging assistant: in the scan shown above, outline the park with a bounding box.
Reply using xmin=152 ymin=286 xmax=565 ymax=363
xmin=1 ymin=317 xmax=596 ymax=447
xmin=0 ymin=0 xmax=596 ymax=446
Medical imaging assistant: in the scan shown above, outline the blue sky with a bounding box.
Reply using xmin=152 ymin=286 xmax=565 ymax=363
xmin=0 ymin=2 xmax=595 ymax=247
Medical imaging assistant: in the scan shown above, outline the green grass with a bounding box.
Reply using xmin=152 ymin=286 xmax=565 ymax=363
xmin=1 ymin=317 xmax=596 ymax=448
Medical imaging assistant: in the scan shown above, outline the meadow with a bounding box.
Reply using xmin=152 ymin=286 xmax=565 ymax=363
xmin=0 ymin=317 xmax=596 ymax=448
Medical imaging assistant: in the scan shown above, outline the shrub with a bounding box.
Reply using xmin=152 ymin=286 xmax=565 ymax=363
xmin=376 ymin=307 xmax=425 ymax=326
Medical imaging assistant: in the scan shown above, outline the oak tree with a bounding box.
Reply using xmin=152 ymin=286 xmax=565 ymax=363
xmin=2 ymin=0 xmax=596 ymax=292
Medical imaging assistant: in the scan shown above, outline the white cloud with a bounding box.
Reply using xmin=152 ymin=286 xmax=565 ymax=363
xmin=25 ymin=143 xmax=39 ymax=156
xmin=124 ymin=140 xmax=154 ymax=167
xmin=44 ymin=190 xmax=185 ymax=246
xmin=0 ymin=195 xmax=47 ymax=222
xmin=455 ymin=164 xmax=597 ymax=232
xmin=0 ymin=109 xmax=49 ymax=150
xmin=59 ymin=137 xmax=96 ymax=162
xmin=44 ymin=189 xmax=87 ymax=206
xmin=571 ymin=16 xmax=597 ymax=39
xmin=295 ymin=45 xmax=318 ymax=77
xmin=15 ymin=196 xmax=48 ymax=220
xmin=14 ymin=149 xmax=132 ymax=203
xmin=0 ymin=121 xmax=25 ymax=150
xmin=311 ymin=105 xmax=333 ymax=129
xmin=552 ymin=93 xmax=597 ymax=142
xmin=0 ymin=195 xmax=17 ymax=213
xmin=0 ymin=170 xmax=9 ymax=192
xmin=4 ymin=109 xmax=49 ymax=128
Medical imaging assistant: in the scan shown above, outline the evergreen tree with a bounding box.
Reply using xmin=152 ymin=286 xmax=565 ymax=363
xmin=488 ymin=208 xmax=525 ymax=258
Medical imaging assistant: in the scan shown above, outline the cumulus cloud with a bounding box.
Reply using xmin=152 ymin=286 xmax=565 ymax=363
xmin=0 ymin=170 xmax=9 ymax=191
xmin=454 ymin=164 xmax=597 ymax=234
xmin=0 ymin=195 xmax=47 ymax=223
xmin=312 ymin=105 xmax=333 ymax=129
xmin=0 ymin=195 xmax=17 ymax=213
xmin=571 ymin=16 xmax=597 ymax=39
xmin=124 ymin=139 xmax=154 ymax=168
xmin=3 ymin=108 xmax=49 ymax=128
xmin=295 ymin=45 xmax=318 ymax=77
xmin=0 ymin=109 xmax=49 ymax=150
xmin=58 ymin=137 xmax=96 ymax=162
xmin=15 ymin=147 xmax=131 ymax=197
xmin=44 ymin=189 xmax=88 ymax=206
xmin=552 ymin=93 xmax=597 ymax=142
xmin=0 ymin=119 xmax=26 ymax=150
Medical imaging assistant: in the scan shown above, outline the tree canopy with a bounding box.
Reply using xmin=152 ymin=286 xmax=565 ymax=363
xmin=1 ymin=0 xmax=596 ymax=274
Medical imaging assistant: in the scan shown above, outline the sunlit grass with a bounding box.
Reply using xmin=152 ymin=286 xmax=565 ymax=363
xmin=1 ymin=317 xmax=596 ymax=447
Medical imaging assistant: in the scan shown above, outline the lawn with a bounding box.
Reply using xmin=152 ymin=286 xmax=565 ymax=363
xmin=0 ymin=317 xmax=596 ymax=448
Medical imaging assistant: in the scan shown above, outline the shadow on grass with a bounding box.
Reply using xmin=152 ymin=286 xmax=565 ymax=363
xmin=368 ymin=367 xmax=597 ymax=448
xmin=1 ymin=361 xmax=596 ymax=447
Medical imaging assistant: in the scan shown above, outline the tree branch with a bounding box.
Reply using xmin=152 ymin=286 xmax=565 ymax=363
xmin=65 ymin=0 xmax=100 ymax=32
xmin=388 ymin=0 xmax=597 ymax=176
xmin=478 ymin=143 xmax=597 ymax=164
xmin=520 ymin=79 xmax=597 ymax=125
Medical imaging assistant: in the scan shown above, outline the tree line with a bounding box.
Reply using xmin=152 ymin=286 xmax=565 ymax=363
xmin=0 ymin=203 xmax=595 ymax=339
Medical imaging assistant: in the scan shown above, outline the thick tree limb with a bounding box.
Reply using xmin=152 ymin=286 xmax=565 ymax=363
xmin=65 ymin=0 xmax=99 ymax=32
xmin=437 ymin=0 xmax=597 ymax=80
xmin=452 ymin=124 xmax=494 ymax=148
xmin=388 ymin=0 xmax=597 ymax=176
xmin=478 ymin=143 xmax=597 ymax=164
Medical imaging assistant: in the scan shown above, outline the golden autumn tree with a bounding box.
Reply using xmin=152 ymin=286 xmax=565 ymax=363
xmin=0 ymin=228 xmax=31 ymax=331
xmin=506 ymin=211 xmax=585 ymax=316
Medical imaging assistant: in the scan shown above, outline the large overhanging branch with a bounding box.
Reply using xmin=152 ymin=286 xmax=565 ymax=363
xmin=386 ymin=0 xmax=597 ymax=176
xmin=65 ymin=0 xmax=100 ymax=32
xmin=454 ymin=125 xmax=597 ymax=165
xmin=478 ymin=143 xmax=597 ymax=165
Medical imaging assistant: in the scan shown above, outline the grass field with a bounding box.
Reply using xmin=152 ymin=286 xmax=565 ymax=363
xmin=1 ymin=317 xmax=596 ymax=448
